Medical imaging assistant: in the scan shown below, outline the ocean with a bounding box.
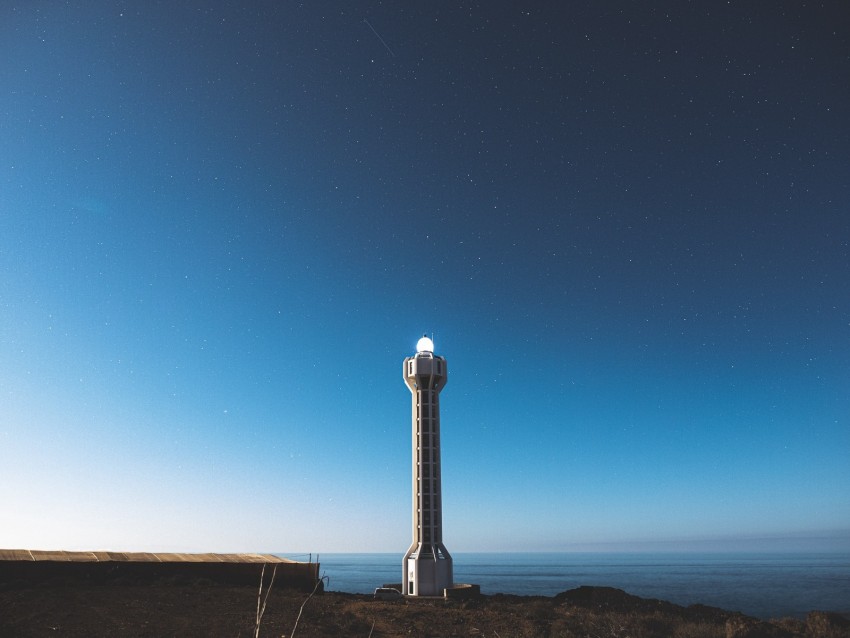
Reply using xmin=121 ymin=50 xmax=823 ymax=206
xmin=295 ymin=552 xmax=850 ymax=620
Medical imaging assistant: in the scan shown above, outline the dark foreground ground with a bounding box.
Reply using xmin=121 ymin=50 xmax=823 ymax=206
xmin=1 ymin=581 xmax=848 ymax=638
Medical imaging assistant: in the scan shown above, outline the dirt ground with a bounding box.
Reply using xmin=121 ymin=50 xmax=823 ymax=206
xmin=1 ymin=582 xmax=848 ymax=638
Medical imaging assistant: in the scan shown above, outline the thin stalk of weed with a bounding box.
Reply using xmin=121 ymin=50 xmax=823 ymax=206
xmin=290 ymin=573 xmax=328 ymax=638
xmin=254 ymin=563 xmax=277 ymax=638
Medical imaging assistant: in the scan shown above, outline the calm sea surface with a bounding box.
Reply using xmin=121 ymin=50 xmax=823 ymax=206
xmin=289 ymin=552 xmax=850 ymax=620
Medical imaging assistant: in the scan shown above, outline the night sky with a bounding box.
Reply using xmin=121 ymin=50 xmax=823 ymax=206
xmin=2 ymin=2 xmax=848 ymax=553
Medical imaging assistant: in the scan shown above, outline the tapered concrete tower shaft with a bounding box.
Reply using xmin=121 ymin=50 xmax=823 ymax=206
xmin=402 ymin=336 xmax=453 ymax=596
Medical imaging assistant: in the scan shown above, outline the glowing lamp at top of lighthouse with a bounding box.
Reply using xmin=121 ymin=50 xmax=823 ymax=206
xmin=416 ymin=335 xmax=434 ymax=354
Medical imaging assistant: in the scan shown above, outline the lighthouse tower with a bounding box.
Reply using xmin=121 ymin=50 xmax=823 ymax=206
xmin=402 ymin=335 xmax=453 ymax=596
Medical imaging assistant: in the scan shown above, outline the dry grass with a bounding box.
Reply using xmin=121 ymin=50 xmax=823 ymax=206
xmin=3 ymin=583 xmax=847 ymax=637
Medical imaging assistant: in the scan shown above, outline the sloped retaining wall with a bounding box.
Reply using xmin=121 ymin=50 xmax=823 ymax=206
xmin=0 ymin=550 xmax=320 ymax=591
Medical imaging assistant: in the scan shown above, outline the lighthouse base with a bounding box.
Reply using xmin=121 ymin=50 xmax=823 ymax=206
xmin=403 ymin=548 xmax=453 ymax=597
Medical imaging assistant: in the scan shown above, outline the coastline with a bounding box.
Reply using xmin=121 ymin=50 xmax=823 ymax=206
xmin=1 ymin=581 xmax=848 ymax=637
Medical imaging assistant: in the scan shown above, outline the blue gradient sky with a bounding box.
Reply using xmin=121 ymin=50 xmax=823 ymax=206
xmin=2 ymin=2 xmax=848 ymax=553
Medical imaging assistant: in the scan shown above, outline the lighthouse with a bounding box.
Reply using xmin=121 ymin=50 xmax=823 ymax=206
xmin=402 ymin=335 xmax=453 ymax=596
